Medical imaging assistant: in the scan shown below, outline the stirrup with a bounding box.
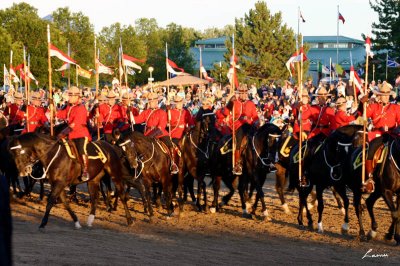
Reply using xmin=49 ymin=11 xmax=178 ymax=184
xmin=269 ymin=163 xmax=277 ymax=173
xmin=232 ymin=165 xmax=242 ymax=175
xmin=361 ymin=179 xmax=375 ymax=194
xmin=81 ymin=172 xmax=90 ymax=182
xmin=170 ymin=163 xmax=179 ymax=175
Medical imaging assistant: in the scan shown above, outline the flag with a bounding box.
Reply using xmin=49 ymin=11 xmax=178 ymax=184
xmin=300 ymin=11 xmax=306 ymax=23
xmin=121 ymin=54 xmax=145 ymax=63
xmin=200 ymin=66 xmax=214 ymax=82
xmin=49 ymin=44 xmax=76 ymax=65
xmin=122 ymin=54 xmax=142 ymax=72
xmin=9 ymin=67 xmax=19 ymax=83
xmin=387 ymin=56 xmax=400 ymax=68
xmin=318 ymin=62 xmax=330 ymax=74
xmin=357 ymin=68 xmax=364 ymax=77
xmin=365 ymin=37 xmax=373 ymax=58
xmin=338 ymin=12 xmax=345 ymax=24
xmin=227 ymin=65 xmax=239 ymax=88
xmin=4 ymin=65 xmax=10 ymax=86
xmin=97 ymin=60 xmax=114 ymax=75
xmin=125 ymin=66 xmax=136 ymax=76
xmin=286 ymin=47 xmax=307 ymax=76
xmin=335 ymin=64 xmax=345 ymax=76
xmin=167 ymin=59 xmax=185 ymax=76
xmin=55 ymin=62 xmax=69 ymax=72
xmin=349 ymin=66 xmax=362 ymax=94
xmin=77 ymin=66 xmax=91 ymax=79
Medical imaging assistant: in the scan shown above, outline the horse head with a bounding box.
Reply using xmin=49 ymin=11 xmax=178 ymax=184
xmin=255 ymin=123 xmax=282 ymax=164
xmin=8 ymin=133 xmax=41 ymax=176
xmin=117 ymin=133 xmax=139 ymax=169
xmin=195 ymin=109 xmax=216 ymax=140
xmin=336 ymin=124 xmax=364 ymax=148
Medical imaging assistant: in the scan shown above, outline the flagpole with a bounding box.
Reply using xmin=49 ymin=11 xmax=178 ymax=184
xmin=337 ymin=5 xmax=339 ymax=77
xmin=27 ymin=53 xmax=31 ymax=132
xmin=219 ymin=61 xmax=222 ymax=91
xmin=199 ymin=46 xmax=202 ymax=78
xmin=3 ymin=64 xmax=5 ymax=91
xmin=94 ymin=36 xmax=100 ymax=140
xmin=118 ymin=47 xmax=122 ymax=87
xmin=372 ymin=64 xmax=375 ymax=82
xmin=231 ymin=33 xmax=237 ymax=171
xmin=68 ymin=42 xmax=71 ymax=89
xmin=47 ymin=24 xmax=54 ymax=136
xmin=386 ymin=52 xmax=388 ymax=80
xmin=329 ymin=57 xmax=332 ymax=84
xmin=166 ymin=42 xmax=170 ymax=96
xmin=361 ymin=43 xmax=370 ymax=188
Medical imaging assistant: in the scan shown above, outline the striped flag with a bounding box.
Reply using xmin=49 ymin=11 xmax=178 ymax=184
xmin=4 ymin=65 xmax=10 ymax=86
xmin=49 ymin=44 xmax=76 ymax=65
xmin=387 ymin=56 xmax=400 ymax=68
xmin=365 ymin=37 xmax=373 ymax=58
xmin=122 ymin=54 xmax=142 ymax=72
xmin=77 ymin=66 xmax=91 ymax=79
xmin=338 ymin=12 xmax=345 ymax=24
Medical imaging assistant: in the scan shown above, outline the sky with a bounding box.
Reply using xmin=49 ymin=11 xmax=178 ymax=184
xmin=0 ymin=0 xmax=379 ymax=40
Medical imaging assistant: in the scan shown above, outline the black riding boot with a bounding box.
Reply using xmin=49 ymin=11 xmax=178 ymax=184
xmin=81 ymin=155 xmax=90 ymax=182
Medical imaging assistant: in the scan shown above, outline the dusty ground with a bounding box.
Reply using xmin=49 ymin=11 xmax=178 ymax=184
xmin=10 ymin=174 xmax=400 ymax=265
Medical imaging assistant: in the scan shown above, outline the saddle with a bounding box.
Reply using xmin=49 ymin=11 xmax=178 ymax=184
xmin=61 ymin=139 xmax=108 ymax=163
xmin=352 ymin=144 xmax=387 ymax=170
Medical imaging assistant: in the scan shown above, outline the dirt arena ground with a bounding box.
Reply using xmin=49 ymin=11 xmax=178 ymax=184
xmin=10 ymin=174 xmax=400 ymax=265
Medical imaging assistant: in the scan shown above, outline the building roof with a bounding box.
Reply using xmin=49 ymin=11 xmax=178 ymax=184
xmin=195 ymin=37 xmax=228 ymax=45
xmin=304 ymin=35 xmax=363 ymax=44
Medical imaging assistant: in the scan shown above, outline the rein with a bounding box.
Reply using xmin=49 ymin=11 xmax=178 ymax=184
xmin=389 ymin=140 xmax=400 ymax=172
xmin=189 ymin=133 xmax=209 ymax=159
xmin=252 ymin=132 xmax=281 ymax=166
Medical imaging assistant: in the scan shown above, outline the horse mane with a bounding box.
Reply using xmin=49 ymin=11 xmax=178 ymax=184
xmin=258 ymin=123 xmax=281 ymax=136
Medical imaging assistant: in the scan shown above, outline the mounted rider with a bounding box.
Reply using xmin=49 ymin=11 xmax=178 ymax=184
xmin=56 ymin=86 xmax=91 ymax=182
xmin=120 ymin=92 xmax=139 ymax=133
xmin=168 ymin=95 xmax=194 ymax=145
xmin=360 ymin=82 xmax=400 ymax=193
xmin=99 ymin=91 xmax=123 ymax=143
xmin=4 ymin=92 xmax=25 ymax=133
xmin=131 ymin=92 xmax=179 ymax=174
xmin=225 ymin=85 xmax=260 ymax=175
xmin=21 ymin=91 xmax=48 ymax=134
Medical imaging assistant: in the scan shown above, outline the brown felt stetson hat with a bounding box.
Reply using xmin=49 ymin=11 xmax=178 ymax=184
xmin=30 ymin=92 xmax=41 ymax=101
xmin=107 ymin=90 xmax=117 ymax=98
xmin=335 ymin=97 xmax=347 ymax=106
xmin=14 ymin=92 xmax=24 ymax=100
xmin=147 ymin=92 xmax=158 ymax=101
xmin=374 ymin=82 xmax=393 ymax=96
xmin=312 ymin=87 xmax=331 ymax=97
xmin=173 ymin=95 xmax=183 ymax=103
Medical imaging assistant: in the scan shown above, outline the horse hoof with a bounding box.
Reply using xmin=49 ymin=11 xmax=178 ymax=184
xmin=367 ymin=230 xmax=377 ymax=240
xmin=209 ymin=207 xmax=216 ymax=214
xmin=38 ymin=227 xmax=46 ymax=233
xmin=242 ymin=213 xmax=253 ymax=219
xmin=127 ymin=218 xmax=134 ymax=226
xmin=87 ymin=214 xmax=95 ymax=228
xmin=317 ymin=222 xmax=324 ymax=233
xmin=340 ymin=207 xmax=346 ymax=215
xmin=74 ymin=221 xmax=82 ymax=230
xmin=384 ymin=233 xmax=393 ymax=241
xmin=281 ymin=203 xmax=291 ymax=215
xmin=359 ymin=234 xmax=368 ymax=242
xmin=393 ymin=234 xmax=400 ymax=244
xmin=341 ymin=223 xmax=349 ymax=234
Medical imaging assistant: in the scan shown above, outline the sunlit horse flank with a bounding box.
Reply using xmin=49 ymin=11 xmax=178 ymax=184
xmin=115 ymin=130 xmax=175 ymax=218
xmin=362 ymin=132 xmax=400 ymax=245
xmin=8 ymin=132 xmax=133 ymax=229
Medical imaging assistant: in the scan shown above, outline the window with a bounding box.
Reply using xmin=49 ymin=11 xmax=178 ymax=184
xmin=215 ymin=44 xmax=226 ymax=48
xmin=205 ymin=44 xmax=215 ymax=48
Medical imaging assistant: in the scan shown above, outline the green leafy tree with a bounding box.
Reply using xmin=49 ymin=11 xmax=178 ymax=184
xmin=370 ymin=0 xmax=400 ymax=82
xmin=227 ymin=1 xmax=302 ymax=85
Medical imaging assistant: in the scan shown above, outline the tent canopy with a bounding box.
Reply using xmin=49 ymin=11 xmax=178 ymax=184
xmin=156 ymin=73 xmax=209 ymax=87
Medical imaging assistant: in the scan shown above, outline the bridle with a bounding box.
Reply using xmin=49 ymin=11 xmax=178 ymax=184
xmin=252 ymin=130 xmax=281 ymax=166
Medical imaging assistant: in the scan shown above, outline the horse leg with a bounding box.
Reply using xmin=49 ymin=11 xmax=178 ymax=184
xmin=334 ymin=185 xmax=350 ymax=235
xmin=353 ymin=191 xmax=366 ymax=241
xmin=365 ymin=190 xmax=381 ymax=240
xmin=394 ymin=196 xmax=400 ymax=245
xmin=298 ymin=187 xmax=313 ymax=228
xmin=86 ymin=180 xmax=100 ymax=227
xmin=100 ymin=177 xmax=112 ymax=212
xmin=112 ymin=179 xmax=133 ymax=225
xmin=177 ymin=167 xmax=185 ymax=216
xmin=202 ymin=179 xmax=208 ymax=213
xmin=331 ymin=187 xmax=344 ymax=214
xmin=381 ymin=189 xmax=397 ymax=241
xmin=39 ymin=180 xmax=45 ymax=201
xmin=59 ymin=190 xmax=80 ymax=228
xmin=316 ymin=186 xmax=325 ymax=233
xmin=221 ymin=176 xmax=237 ymax=207
xmin=39 ymin=182 xmax=67 ymax=229
xmin=196 ymin=179 xmax=202 ymax=211
xmin=185 ymin=174 xmax=196 ymax=203
xmin=163 ymin=177 xmax=174 ymax=217
xmin=238 ymin=177 xmax=251 ymax=218
xmin=275 ymin=165 xmax=290 ymax=214
xmin=210 ymin=175 xmax=221 ymax=213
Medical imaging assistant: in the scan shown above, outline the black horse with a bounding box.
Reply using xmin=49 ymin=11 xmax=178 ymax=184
xmin=8 ymin=132 xmax=133 ymax=229
xmin=292 ymin=125 xmax=363 ymax=231
xmin=210 ymin=123 xmax=282 ymax=219
xmin=115 ymin=130 xmax=175 ymax=218
xmin=361 ymin=133 xmax=400 ymax=245
xmin=177 ymin=109 xmax=215 ymax=214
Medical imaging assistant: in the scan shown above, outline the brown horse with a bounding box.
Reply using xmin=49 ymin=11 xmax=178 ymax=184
xmin=9 ymin=132 xmax=133 ymax=229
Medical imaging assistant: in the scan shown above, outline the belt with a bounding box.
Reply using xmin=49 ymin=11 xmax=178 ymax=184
xmin=239 ymin=116 xmax=248 ymax=120
xmin=29 ymin=121 xmax=39 ymax=125
xmin=316 ymin=125 xmax=329 ymax=129
xmin=373 ymin=126 xmax=393 ymax=132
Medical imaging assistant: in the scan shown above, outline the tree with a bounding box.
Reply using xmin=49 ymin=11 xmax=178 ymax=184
xmin=228 ymin=1 xmax=301 ymax=84
xmin=52 ymin=7 xmax=95 ymax=88
xmin=370 ymin=0 xmax=400 ymax=82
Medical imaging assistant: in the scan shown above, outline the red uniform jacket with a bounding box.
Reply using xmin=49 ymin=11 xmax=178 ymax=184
xmin=57 ymin=104 xmax=91 ymax=140
xmin=133 ymin=109 xmax=168 ymax=138
xmin=333 ymin=109 xmax=355 ymax=130
xmin=99 ymin=104 xmax=123 ymax=134
xmin=366 ymin=103 xmax=400 ymax=141
xmin=168 ymin=108 xmax=194 ymax=139
xmin=22 ymin=105 xmax=48 ymax=133
xmin=293 ymin=104 xmax=312 ymax=137
xmin=215 ymin=107 xmax=231 ymax=135
xmin=5 ymin=104 xmax=25 ymax=125
xmin=224 ymin=100 xmax=259 ymax=131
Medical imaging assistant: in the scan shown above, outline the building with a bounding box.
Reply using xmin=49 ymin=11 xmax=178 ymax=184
xmin=190 ymin=35 xmax=365 ymax=82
